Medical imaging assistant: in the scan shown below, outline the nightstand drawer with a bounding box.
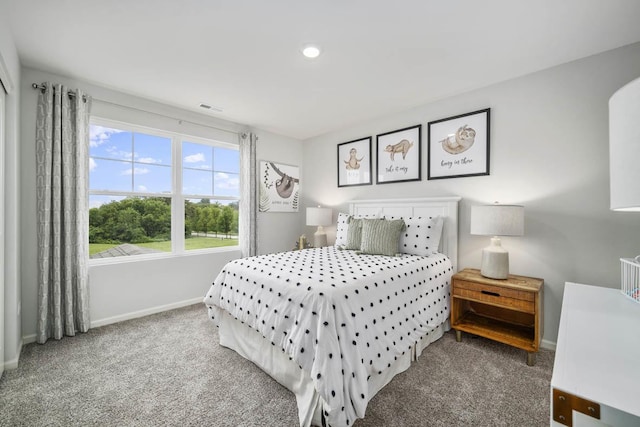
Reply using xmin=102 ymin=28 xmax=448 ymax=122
xmin=453 ymin=279 xmax=535 ymax=313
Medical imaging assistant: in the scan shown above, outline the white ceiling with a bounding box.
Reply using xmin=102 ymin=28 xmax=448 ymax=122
xmin=4 ymin=0 xmax=640 ymax=140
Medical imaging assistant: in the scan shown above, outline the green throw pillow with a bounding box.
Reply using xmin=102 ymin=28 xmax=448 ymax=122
xmin=345 ymin=217 xmax=364 ymax=250
xmin=360 ymin=218 xmax=406 ymax=256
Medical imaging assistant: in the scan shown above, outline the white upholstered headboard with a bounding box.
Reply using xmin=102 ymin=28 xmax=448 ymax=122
xmin=349 ymin=196 xmax=461 ymax=272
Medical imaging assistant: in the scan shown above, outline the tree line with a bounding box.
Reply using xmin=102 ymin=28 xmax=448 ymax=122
xmin=89 ymin=197 xmax=239 ymax=244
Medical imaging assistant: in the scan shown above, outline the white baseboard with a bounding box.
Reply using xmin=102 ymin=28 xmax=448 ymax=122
xmin=18 ymin=297 xmax=204 ymax=356
xmin=90 ymin=297 xmax=203 ymax=329
xmin=541 ymin=339 xmax=557 ymax=351
xmin=3 ymin=339 xmax=23 ymax=370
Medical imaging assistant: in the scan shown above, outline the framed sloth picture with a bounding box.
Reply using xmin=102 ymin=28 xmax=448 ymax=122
xmin=376 ymin=124 xmax=421 ymax=184
xmin=259 ymin=161 xmax=300 ymax=212
xmin=337 ymin=137 xmax=372 ymax=187
xmin=427 ymin=108 xmax=490 ymax=180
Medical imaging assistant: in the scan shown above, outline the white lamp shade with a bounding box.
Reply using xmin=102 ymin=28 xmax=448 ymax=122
xmin=610 ymin=76 xmax=640 ymax=211
xmin=306 ymin=207 xmax=332 ymax=226
xmin=470 ymin=205 xmax=524 ymax=236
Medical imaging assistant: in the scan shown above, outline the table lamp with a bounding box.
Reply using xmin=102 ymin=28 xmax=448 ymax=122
xmin=306 ymin=207 xmax=332 ymax=247
xmin=470 ymin=204 xmax=524 ymax=279
xmin=610 ymin=76 xmax=640 ymax=212
xmin=610 ymin=76 xmax=640 ymax=300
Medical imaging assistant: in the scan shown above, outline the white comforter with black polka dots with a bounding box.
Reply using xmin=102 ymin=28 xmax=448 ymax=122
xmin=204 ymin=246 xmax=452 ymax=427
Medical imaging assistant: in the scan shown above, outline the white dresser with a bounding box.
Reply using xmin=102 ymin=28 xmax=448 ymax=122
xmin=551 ymin=282 xmax=640 ymax=426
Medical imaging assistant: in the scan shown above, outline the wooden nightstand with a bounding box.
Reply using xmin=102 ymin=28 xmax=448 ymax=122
xmin=451 ymin=268 xmax=544 ymax=366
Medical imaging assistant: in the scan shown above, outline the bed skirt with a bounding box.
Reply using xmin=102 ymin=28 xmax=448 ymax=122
xmin=218 ymin=311 xmax=450 ymax=427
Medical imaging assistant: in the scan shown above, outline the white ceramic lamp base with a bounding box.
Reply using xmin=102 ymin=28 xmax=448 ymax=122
xmin=313 ymin=226 xmax=327 ymax=248
xmin=480 ymin=237 xmax=510 ymax=279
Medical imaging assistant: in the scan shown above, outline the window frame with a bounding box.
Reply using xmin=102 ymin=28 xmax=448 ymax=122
xmin=89 ymin=117 xmax=240 ymax=265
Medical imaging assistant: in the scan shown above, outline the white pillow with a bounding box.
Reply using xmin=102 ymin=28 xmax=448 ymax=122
xmin=390 ymin=216 xmax=444 ymax=256
xmin=334 ymin=212 xmax=380 ymax=247
xmin=334 ymin=212 xmax=351 ymax=247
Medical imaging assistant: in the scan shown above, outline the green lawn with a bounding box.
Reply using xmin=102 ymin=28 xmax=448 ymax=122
xmin=184 ymin=237 xmax=238 ymax=250
xmin=89 ymin=236 xmax=238 ymax=255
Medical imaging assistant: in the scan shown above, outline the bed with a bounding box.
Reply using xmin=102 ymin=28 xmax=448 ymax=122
xmin=204 ymin=197 xmax=460 ymax=427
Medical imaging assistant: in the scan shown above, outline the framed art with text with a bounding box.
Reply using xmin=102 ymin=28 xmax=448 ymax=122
xmin=376 ymin=124 xmax=421 ymax=184
xmin=259 ymin=161 xmax=299 ymax=212
xmin=337 ymin=136 xmax=372 ymax=187
xmin=427 ymin=108 xmax=490 ymax=180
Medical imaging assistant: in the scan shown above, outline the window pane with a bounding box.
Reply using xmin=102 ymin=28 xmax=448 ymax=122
xmin=133 ymin=163 xmax=172 ymax=193
xmin=184 ymin=199 xmax=239 ymax=251
xmin=89 ymin=196 xmax=172 ymax=259
xmin=213 ymin=147 xmax=240 ymax=173
xmin=89 ymin=125 xmax=172 ymax=195
xmin=90 ymin=158 xmax=134 ymax=192
xmin=90 ymin=126 xmax=132 ymax=160
xmin=182 ymin=141 xmax=239 ymax=197
xmin=134 ymin=133 xmax=171 ymax=165
xmin=183 ymin=142 xmax=213 ymax=170
xmin=183 ymin=168 xmax=213 ymax=196
xmin=214 ymin=172 xmax=240 ymax=197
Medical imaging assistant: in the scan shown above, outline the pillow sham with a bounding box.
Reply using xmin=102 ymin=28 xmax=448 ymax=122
xmin=334 ymin=212 xmax=351 ymax=247
xmin=359 ymin=218 xmax=406 ymax=256
xmin=334 ymin=212 xmax=379 ymax=247
xmin=391 ymin=215 xmax=444 ymax=256
xmin=345 ymin=218 xmax=364 ymax=250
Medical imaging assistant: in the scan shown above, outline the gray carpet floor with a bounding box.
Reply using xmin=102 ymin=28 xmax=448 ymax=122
xmin=0 ymin=304 xmax=554 ymax=426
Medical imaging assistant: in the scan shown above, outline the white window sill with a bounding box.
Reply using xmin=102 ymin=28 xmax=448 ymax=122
xmin=88 ymin=245 xmax=241 ymax=266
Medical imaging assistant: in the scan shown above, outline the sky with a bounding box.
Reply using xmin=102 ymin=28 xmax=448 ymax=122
xmin=89 ymin=125 xmax=239 ymax=208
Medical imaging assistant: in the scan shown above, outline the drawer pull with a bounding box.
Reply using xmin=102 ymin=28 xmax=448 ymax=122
xmin=481 ymin=290 xmax=501 ymax=297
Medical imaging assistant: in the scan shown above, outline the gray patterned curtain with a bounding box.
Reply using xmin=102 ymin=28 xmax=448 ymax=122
xmin=239 ymin=132 xmax=257 ymax=257
xmin=35 ymin=83 xmax=92 ymax=344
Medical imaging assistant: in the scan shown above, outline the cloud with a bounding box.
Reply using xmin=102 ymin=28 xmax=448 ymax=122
xmin=89 ymin=158 xmax=97 ymax=171
xmin=106 ymin=146 xmax=133 ymax=160
xmin=184 ymin=153 xmax=205 ymax=163
xmin=215 ymin=172 xmax=239 ymax=190
xmin=137 ymin=157 xmax=160 ymax=164
xmin=121 ymin=167 xmax=150 ymax=176
xmin=90 ymin=126 xmax=123 ymax=147
xmin=137 ymin=185 xmax=148 ymax=191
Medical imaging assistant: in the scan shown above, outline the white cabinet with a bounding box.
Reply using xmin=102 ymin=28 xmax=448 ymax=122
xmin=551 ymin=282 xmax=640 ymax=426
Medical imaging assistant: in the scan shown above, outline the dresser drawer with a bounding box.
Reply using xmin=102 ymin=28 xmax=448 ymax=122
xmin=453 ymin=279 xmax=535 ymax=313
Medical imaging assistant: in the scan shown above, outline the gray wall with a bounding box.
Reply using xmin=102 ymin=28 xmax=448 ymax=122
xmin=302 ymin=42 xmax=640 ymax=345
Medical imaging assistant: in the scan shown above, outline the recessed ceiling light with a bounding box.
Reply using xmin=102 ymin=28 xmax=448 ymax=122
xmin=302 ymin=45 xmax=321 ymax=58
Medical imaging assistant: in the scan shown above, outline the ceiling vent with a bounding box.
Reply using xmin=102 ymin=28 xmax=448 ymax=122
xmin=199 ymin=103 xmax=223 ymax=113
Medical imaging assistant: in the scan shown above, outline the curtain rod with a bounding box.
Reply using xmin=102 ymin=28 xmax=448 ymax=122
xmin=31 ymin=82 xmax=87 ymax=102
xmin=32 ymin=82 xmax=243 ymax=137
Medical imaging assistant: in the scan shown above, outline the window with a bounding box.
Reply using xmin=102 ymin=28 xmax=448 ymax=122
xmin=89 ymin=120 xmax=239 ymax=260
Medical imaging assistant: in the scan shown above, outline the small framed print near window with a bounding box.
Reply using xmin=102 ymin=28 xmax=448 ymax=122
xmin=376 ymin=124 xmax=421 ymax=184
xmin=427 ymin=108 xmax=490 ymax=180
xmin=337 ymin=137 xmax=372 ymax=187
